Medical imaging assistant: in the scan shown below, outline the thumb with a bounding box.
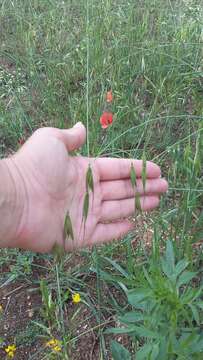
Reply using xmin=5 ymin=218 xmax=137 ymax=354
xmin=59 ymin=122 xmax=86 ymax=151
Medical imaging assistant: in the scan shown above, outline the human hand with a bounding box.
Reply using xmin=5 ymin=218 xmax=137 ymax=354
xmin=4 ymin=123 xmax=168 ymax=252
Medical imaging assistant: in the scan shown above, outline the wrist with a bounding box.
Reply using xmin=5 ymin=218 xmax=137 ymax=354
xmin=0 ymin=157 xmax=26 ymax=248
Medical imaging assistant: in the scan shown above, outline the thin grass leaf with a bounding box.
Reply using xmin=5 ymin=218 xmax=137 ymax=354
xmin=102 ymin=256 xmax=130 ymax=278
xmin=141 ymin=151 xmax=147 ymax=192
xmin=64 ymin=211 xmax=74 ymax=241
xmin=130 ymin=162 xmax=137 ymax=188
xmin=32 ymin=321 xmax=51 ymax=335
xmin=194 ymin=131 xmax=201 ymax=175
xmin=184 ymin=143 xmax=191 ymax=163
xmin=86 ymin=164 xmax=94 ymax=193
xmin=40 ymin=279 xmax=49 ymax=308
xmin=83 ymin=191 xmax=89 ymax=222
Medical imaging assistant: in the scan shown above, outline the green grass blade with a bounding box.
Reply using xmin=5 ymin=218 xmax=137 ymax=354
xmin=141 ymin=151 xmax=147 ymax=192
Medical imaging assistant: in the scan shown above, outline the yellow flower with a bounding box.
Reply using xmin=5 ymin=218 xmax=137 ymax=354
xmin=53 ymin=345 xmax=62 ymax=352
xmin=72 ymin=293 xmax=81 ymax=304
xmin=46 ymin=339 xmax=56 ymax=347
xmin=46 ymin=338 xmax=62 ymax=352
xmin=5 ymin=344 xmax=16 ymax=358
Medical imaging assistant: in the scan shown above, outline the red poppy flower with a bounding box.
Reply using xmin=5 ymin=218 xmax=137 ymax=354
xmin=106 ymin=90 xmax=113 ymax=103
xmin=100 ymin=111 xmax=113 ymax=129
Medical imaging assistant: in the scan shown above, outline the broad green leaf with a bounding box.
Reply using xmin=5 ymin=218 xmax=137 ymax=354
xmin=189 ymin=304 xmax=200 ymax=325
xmin=196 ymin=301 xmax=203 ymax=310
xmin=165 ymin=240 xmax=175 ymax=272
xmin=157 ymin=338 xmax=167 ymax=360
xmin=161 ymin=240 xmax=175 ymax=279
xmin=127 ymin=288 xmax=152 ymax=307
xmin=64 ymin=211 xmax=74 ymax=241
xmin=130 ymin=163 xmax=137 ymax=188
xmin=191 ymin=287 xmax=202 ymax=301
xmin=179 ymin=332 xmax=201 ymax=353
xmin=161 ymin=258 xmax=173 ymax=279
xmin=151 ymin=343 xmax=160 ymax=360
xmin=190 ymin=338 xmax=203 ymax=353
xmin=136 ymin=343 xmax=153 ymax=360
xmin=177 ymin=271 xmax=197 ymax=288
xmin=181 ymin=286 xmax=202 ymax=306
xmin=119 ymin=311 xmax=145 ymax=324
xmin=181 ymin=288 xmax=197 ymax=304
xmin=105 ymin=326 xmax=137 ymax=335
xmin=174 ymin=259 xmax=189 ymax=278
xmin=106 ymin=325 xmax=158 ymax=339
xmin=133 ymin=325 xmax=159 ymax=339
xmin=110 ymin=340 xmax=131 ymax=360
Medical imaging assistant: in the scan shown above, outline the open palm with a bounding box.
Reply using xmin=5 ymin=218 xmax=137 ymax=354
xmin=13 ymin=123 xmax=168 ymax=252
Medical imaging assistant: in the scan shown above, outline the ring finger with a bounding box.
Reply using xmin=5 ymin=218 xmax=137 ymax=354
xmin=101 ymin=178 xmax=168 ymax=201
xmin=100 ymin=195 xmax=160 ymax=222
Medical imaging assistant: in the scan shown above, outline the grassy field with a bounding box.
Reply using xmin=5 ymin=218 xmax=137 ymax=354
xmin=0 ymin=0 xmax=203 ymax=359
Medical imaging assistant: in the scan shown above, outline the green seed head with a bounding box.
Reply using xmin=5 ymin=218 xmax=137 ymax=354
xmin=130 ymin=162 xmax=137 ymax=188
xmin=64 ymin=211 xmax=74 ymax=242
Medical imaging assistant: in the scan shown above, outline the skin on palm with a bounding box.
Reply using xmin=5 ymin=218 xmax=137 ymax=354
xmin=1 ymin=123 xmax=168 ymax=253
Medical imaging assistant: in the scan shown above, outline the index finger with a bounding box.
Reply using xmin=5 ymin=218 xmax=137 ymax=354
xmin=96 ymin=158 xmax=161 ymax=181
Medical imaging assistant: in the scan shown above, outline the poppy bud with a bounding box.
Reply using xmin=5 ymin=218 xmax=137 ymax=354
xmin=18 ymin=138 xmax=25 ymax=146
xmin=106 ymin=90 xmax=113 ymax=103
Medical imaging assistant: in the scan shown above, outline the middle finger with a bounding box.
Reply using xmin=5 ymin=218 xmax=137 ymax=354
xmin=101 ymin=178 xmax=168 ymax=201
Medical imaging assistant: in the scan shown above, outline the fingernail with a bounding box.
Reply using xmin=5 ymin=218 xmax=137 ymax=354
xmin=74 ymin=121 xmax=83 ymax=128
